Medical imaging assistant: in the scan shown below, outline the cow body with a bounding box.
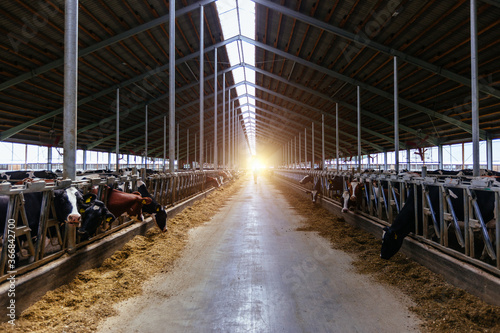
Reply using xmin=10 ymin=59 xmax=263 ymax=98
xmin=136 ymin=181 xmax=167 ymax=232
xmin=96 ymin=187 xmax=152 ymax=221
xmin=380 ymin=183 xmax=496 ymax=259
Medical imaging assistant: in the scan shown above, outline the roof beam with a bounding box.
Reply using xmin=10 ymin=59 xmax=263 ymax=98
xmin=247 ymin=63 xmax=437 ymax=146
xmin=241 ymin=35 xmax=488 ymax=140
xmin=0 ymin=36 xmax=238 ymax=141
xmin=251 ymin=0 xmax=500 ymax=100
xmin=0 ymin=0 xmax=217 ymax=93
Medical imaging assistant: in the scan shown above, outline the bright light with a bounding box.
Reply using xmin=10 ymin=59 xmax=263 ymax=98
xmin=216 ymin=0 xmax=256 ymax=155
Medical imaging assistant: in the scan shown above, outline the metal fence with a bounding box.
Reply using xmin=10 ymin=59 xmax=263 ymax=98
xmin=0 ymin=170 xmax=230 ymax=282
xmin=274 ymin=169 xmax=500 ymax=272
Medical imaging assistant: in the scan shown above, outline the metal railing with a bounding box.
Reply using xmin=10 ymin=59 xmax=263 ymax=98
xmin=0 ymin=170 xmax=233 ymax=281
xmin=275 ymin=169 xmax=500 ymax=272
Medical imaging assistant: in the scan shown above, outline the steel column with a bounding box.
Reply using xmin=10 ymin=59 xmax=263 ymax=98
xmin=63 ymin=0 xmax=78 ymax=180
xmin=394 ymin=56 xmax=400 ymax=174
xmin=163 ymin=116 xmax=166 ymax=171
xmin=299 ymin=132 xmax=301 ymax=168
xmin=304 ymin=128 xmax=307 ymax=169
xmin=471 ymin=0 xmax=480 ymax=177
xmin=487 ymin=138 xmax=493 ymax=170
xmin=145 ymin=105 xmax=148 ymax=170
xmin=322 ymin=114 xmax=325 ymax=170
xmin=187 ymin=128 xmax=190 ymax=166
xmin=177 ymin=123 xmax=180 ymax=170
xmin=169 ymin=0 xmax=176 ymax=172
xmin=223 ymin=73 xmax=226 ymax=168
xmin=438 ymin=144 xmax=444 ymax=169
xmin=357 ymin=86 xmax=361 ymax=172
xmin=336 ymin=103 xmax=339 ymax=172
xmin=116 ymin=88 xmax=120 ymax=173
xmin=312 ymin=122 xmax=315 ymax=169
xmin=214 ymin=47 xmax=218 ymax=170
xmin=199 ymin=4 xmax=204 ymax=171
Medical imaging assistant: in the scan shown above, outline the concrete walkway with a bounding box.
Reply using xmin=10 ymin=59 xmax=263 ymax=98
xmin=98 ymin=176 xmax=421 ymax=333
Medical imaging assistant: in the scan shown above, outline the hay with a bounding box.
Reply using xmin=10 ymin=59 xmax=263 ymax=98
xmin=1 ymin=177 xmax=244 ymax=333
xmin=274 ymin=180 xmax=500 ymax=333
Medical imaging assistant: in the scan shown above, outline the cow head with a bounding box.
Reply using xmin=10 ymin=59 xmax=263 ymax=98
xmin=299 ymin=175 xmax=313 ymax=184
xmin=153 ymin=208 xmax=168 ymax=232
xmin=381 ymin=226 xmax=404 ymax=259
xmin=77 ymin=200 xmax=115 ymax=240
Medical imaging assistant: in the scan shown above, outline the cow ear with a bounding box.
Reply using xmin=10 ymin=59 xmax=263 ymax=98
xmin=393 ymin=232 xmax=398 ymax=240
xmin=83 ymin=193 xmax=97 ymax=204
xmin=142 ymin=197 xmax=153 ymax=205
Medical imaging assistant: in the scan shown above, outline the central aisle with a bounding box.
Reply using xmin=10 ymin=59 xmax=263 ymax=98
xmin=98 ymin=176 xmax=421 ymax=333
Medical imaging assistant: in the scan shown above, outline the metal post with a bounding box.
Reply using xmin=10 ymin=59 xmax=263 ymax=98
xmin=214 ymin=47 xmax=218 ymax=170
xmin=187 ymin=128 xmax=190 ymax=166
xmin=223 ymin=73 xmax=226 ymax=168
xmin=357 ymin=86 xmax=361 ymax=173
xmin=394 ymin=56 xmax=399 ymax=174
xmin=177 ymin=123 xmax=179 ymax=170
xmin=336 ymin=103 xmax=339 ymax=172
xmin=83 ymin=149 xmax=87 ymax=171
xmin=169 ymin=0 xmax=176 ymax=172
xmin=163 ymin=116 xmax=166 ymax=172
xmin=228 ymin=100 xmax=232 ymax=169
xmin=438 ymin=144 xmax=443 ymax=169
xmin=384 ymin=150 xmax=388 ymax=171
xmin=108 ymin=151 xmax=111 ymax=170
xmin=47 ymin=147 xmax=52 ymax=171
xmin=293 ymin=136 xmax=296 ymax=168
xmin=407 ymin=147 xmax=411 ymax=171
xmin=195 ymin=132 xmax=197 ymax=169
xmin=322 ymin=114 xmax=325 ymax=170
xmin=199 ymin=4 xmax=204 ymax=171
xmin=304 ymin=128 xmax=307 ymax=169
xmin=470 ymin=0 xmax=480 ymax=177
xmin=116 ymin=88 xmax=120 ymax=173
xmin=145 ymin=105 xmax=148 ymax=170
xmin=299 ymin=132 xmax=301 ymax=168
xmin=63 ymin=0 xmax=78 ymax=180
xmin=487 ymin=137 xmax=493 ymax=170
xmin=312 ymin=122 xmax=315 ymax=169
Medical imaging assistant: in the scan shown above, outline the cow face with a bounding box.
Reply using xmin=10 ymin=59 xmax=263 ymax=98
xmin=153 ymin=208 xmax=168 ymax=232
xmin=54 ymin=187 xmax=83 ymax=225
xmin=78 ymin=200 xmax=115 ymax=240
xmin=380 ymin=226 xmax=403 ymax=259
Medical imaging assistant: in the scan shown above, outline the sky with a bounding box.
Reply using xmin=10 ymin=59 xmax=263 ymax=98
xmin=216 ymin=0 xmax=256 ymax=155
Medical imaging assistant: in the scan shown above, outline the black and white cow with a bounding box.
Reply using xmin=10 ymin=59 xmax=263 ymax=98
xmin=136 ymin=180 xmax=167 ymax=232
xmin=0 ymin=170 xmax=58 ymax=182
xmin=0 ymin=187 xmax=115 ymax=250
xmin=299 ymin=175 xmax=322 ymax=203
xmin=380 ymin=183 xmax=496 ymax=259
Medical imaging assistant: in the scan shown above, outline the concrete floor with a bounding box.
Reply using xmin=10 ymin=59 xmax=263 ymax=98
xmin=98 ymin=176 xmax=421 ymax=333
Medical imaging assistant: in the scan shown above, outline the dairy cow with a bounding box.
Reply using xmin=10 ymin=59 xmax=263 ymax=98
xmin=299 ymin=175 xmax=319 ymax=203
xmin=136 ymin=180 xmax=167 ymax=232
xmin=0 ymin=187 xmax=115 ymax=253
xmin=380 ymin=184 xmax=496 ymax=259
xmin=94 ymin=187 xmax=152 ymax=222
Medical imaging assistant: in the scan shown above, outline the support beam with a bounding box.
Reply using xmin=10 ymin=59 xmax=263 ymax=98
xmin=199 ymin=4 xmax=204 ymax=171
xmin=251 ymin=0 xmax=500 ymax=100
xmin=470 ymin=0 xmax=480 ymax=177
xmin=169 ymin=0 xmax=176 ymax=172
xmin=63 ymin=0 xmax=78 ymax=181
xmin=394 ymin=56 xmax=400 ymax=174
xmin=241 ymin=36 xmax=488 ymax=139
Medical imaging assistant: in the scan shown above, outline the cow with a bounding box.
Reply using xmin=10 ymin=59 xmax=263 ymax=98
xmin=380 ymin=183 xmax=496 ymax=260
xmin=0 ymin=170 xmax=58 ymax=183
xmin=299 ymin=175 xmax=322 ymax=203
xmin=206 ymin=176 xmax=221 ymax=188
xmin=94 ymin=187 xmax=152 ymax=222
xmin=325 ymin=176 xmax=360 ymax=213
xmin=136 ymin=180 xmax=167 ymax=232
xmin=0 ymin=187 xmax=115 ymax=257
